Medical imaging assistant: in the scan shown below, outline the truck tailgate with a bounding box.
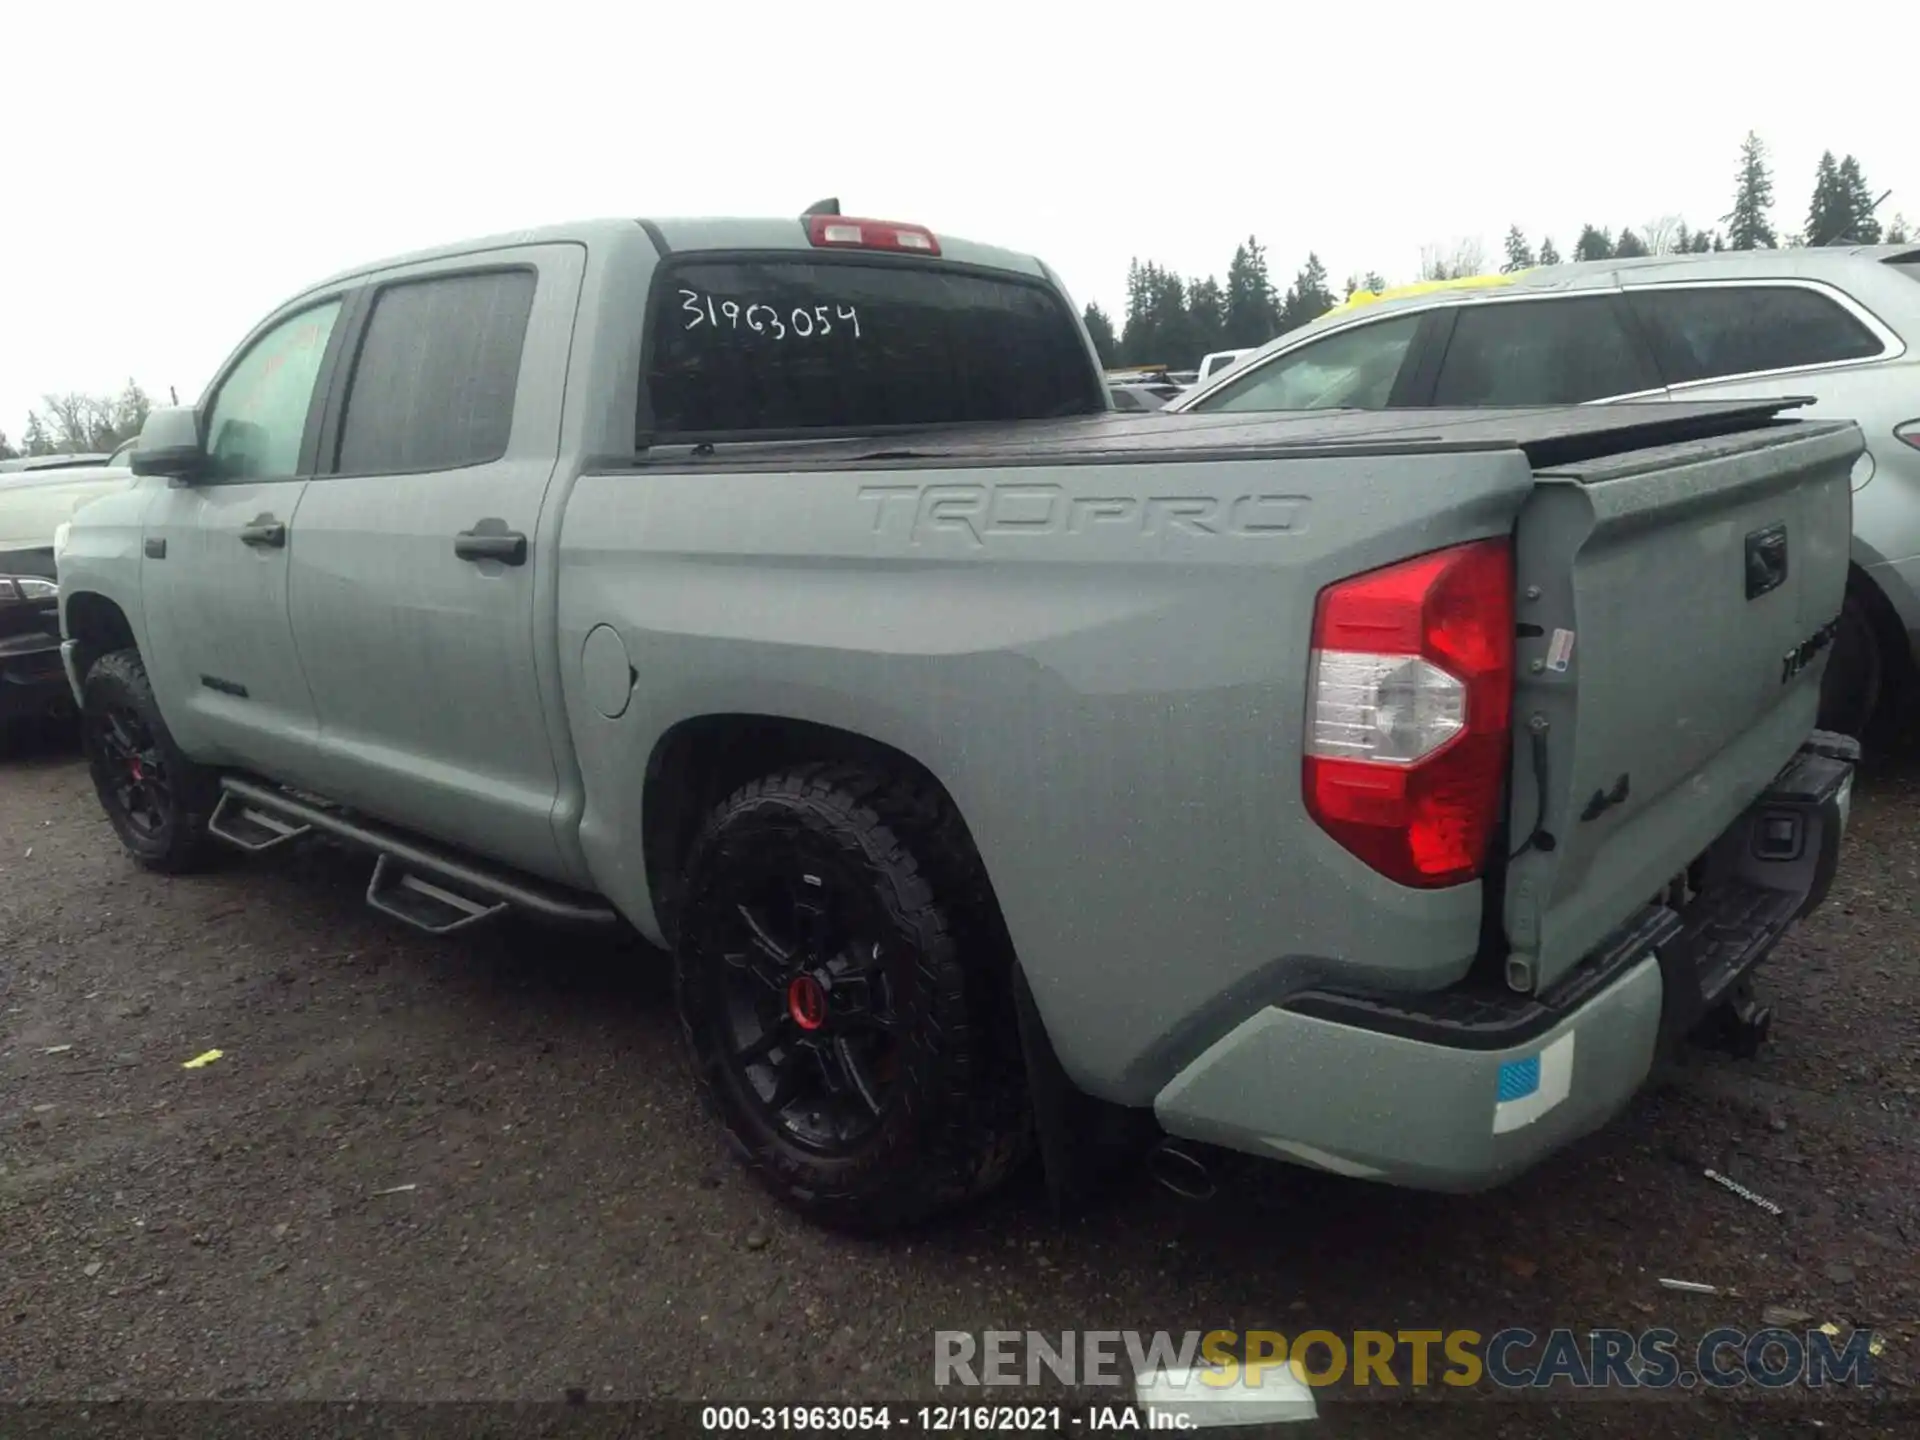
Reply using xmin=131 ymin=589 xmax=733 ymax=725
xmin=1504 ymin=420 xmax=1860 ymax=994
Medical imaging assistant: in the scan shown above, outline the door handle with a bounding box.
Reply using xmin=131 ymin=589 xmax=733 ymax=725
xmin=239 ymin=516 xmax=286 ymax=548
xmin=454 ymin=525 xmax=528 ymax=566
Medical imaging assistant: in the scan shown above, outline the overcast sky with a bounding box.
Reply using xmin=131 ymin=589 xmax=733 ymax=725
xmin=3 ymin=0 xmax=1914 ymax=440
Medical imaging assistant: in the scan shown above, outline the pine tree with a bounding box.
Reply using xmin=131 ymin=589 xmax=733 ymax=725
xmin=1224 ymin=237 xmax=1280 ymax=350
xmin=1724 ymin=131 xmax=1777 ymax=250
xmin=1837 ymin=155 xmax=1882 ymax=244
xmin=1297 ymin=254 xmax=1333 ymax=317
xmin=1806 ymin=151 xmax=1851 ymax=246
xmin=1613 ymin=228 xmax=1650 ymax=258
xmin=1120 ymin=259 xmax=1156 ymax=365
xmin=1187 ymin=276 xmax=1227 ymax=358
xmin=1537 ymin=237 xmax=1562 ymax=266
xmin=1573 ymin=225 xmax=1614 ymax=262
xmin=1672 ymin=222 xmax=1693 ymax=254
xmin=1082 ymin=303 xmax=1119 ymax=367
xmin=1889 ymin=214 xmax=1912 ymax=245
xmin=1500 ymin=225 xmax=1535 ymax=273
xmin=0 ymin=429 xmax=15 ymax=461
xmin=1275 ymin=254 xmax=1335 ymax=334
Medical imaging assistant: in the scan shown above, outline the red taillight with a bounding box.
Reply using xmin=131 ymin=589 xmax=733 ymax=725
xmin=1896 ymin=420 xmax=1920 ymax=451
xmin=1304 ymin=538 xmax=1514 ymax=888
xmin=806 ymin=215 xmax=942 ymax=256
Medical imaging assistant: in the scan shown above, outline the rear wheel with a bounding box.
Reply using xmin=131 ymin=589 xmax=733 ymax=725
xmin=1816 ymin=589 xmax=1883 ymax=741
xmin=82 ymin=648 xmax=219 ymax=873
xmin=673 ymin=762 xmax=1029 ymax=1232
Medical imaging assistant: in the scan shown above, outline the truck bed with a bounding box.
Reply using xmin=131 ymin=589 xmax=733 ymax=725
xmin=632 ymin=398 xmax=1815 ymax=472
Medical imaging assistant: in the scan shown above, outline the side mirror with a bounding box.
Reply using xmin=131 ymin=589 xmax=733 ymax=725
xmin=130 ymin=406 xmax=208 ymax=482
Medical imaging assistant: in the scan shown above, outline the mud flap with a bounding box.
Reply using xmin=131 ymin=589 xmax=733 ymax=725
xmin=1011 ymin=963 xmax=1158 ymax=1218
xmin=1652 ymin=729 xmax=1857 ymax=1057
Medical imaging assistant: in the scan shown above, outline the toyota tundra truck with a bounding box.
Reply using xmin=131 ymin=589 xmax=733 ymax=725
xmin=55 ymin=209 xmax=1859 ymax=1230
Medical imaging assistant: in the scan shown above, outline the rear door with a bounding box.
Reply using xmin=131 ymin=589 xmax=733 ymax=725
xmin=284 ymin=244 xmax=585 ymax=882
xmin=1503 ymin=417 xmax=1860 ymax=993
xmin=1420 ymin=293 xmax=1668 ymax=407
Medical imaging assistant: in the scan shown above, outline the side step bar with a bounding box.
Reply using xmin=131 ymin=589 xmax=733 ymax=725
xmin=366 ymin=854 xmax=508 ymax=935
xmin=209 ymin=791 xmax=313 ymax=852
xmin=215 ymin=775 xmax=620 ymax=931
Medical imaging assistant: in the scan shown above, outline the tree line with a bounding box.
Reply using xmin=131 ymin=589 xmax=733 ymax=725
xmin=0 ymin=382 xmax=154 ymax=462
xmin=1087 ymin=132 xmax=1911 ymax=372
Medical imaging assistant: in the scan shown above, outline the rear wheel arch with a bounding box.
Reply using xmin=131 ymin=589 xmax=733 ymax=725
xmin=1848 ymin=561 xmax=1913 ymax=675
xmin=641 ymin=714 xmax=1013 ymax=953
xmin=1820 ymin=563 xmax=1913 ymax=740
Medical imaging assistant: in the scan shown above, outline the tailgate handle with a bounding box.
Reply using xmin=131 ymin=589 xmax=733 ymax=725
xmin=1745 ymin=524 xmax=1789 ymax=601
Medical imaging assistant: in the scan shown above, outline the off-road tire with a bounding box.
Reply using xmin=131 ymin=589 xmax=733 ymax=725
xmin=82 ymin=648 xmax=219 ymax=873
xmin=674 ymin=762 xmax=1031 ymax=1232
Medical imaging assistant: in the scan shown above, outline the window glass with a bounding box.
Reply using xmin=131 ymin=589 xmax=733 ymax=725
xmin=1432 ymin=296 xmax=1658 ymax=406
xmin=107 ymin=441 xmax=136 ymax=469
xmin=1626 ymin=285 xmax=1885 ymax=384
xmin=204 ymin=300 xmax=342 ymax=481
xmin=645 ymin=259 xmax=1104 ymax=436
xmin=1189 ymin=314 xmax=1422 ymax=412
xmin=336 ymin=270 xmax=536 ymax=474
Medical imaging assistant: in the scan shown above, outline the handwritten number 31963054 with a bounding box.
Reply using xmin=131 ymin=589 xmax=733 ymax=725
xmin=678 ymin=290 xmax=860 ymax=340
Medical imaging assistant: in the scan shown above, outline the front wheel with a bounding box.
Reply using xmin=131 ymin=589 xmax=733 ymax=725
xmin=673 ymin=762 xmax=1030 ymax=1232
xmin=82 ymin=648 xmax=219 ymax=873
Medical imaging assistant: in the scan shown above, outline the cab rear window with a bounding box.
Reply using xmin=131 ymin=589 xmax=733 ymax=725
xmin=643 ymin=258 xmax=1103 ymax=439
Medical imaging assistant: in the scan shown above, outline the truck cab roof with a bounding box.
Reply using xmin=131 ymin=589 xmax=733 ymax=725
xmin=295 ymin=215 xmax=1054 ymax=305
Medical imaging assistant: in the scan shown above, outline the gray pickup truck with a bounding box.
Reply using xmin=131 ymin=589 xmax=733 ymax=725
xmin=55 ymin=210 xmax=1859 ymax=1231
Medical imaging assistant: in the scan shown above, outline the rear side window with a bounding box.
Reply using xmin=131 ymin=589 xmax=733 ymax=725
xmin=1189 ymin=313 xmax=1422 ymax=413
xmin=1432 ymin=296 xmax=1658 ymax=406
xmin=335 ymin=269 xmax=536 ymax=474
xmin=1626 ymin=284 xmax=1886 ymax=384
xmin=644 ymin=259 xmax=1103 ymax=437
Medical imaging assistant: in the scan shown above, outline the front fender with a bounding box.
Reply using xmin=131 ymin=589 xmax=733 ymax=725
xmin=55 ymin=483 xmax=158 ymax=663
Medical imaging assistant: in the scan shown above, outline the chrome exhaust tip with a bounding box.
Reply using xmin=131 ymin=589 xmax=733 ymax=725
xmin=1145 ymin=1139 xmax=1217 ymax=1201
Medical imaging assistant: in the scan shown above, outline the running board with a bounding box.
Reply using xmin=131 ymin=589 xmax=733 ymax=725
xmin=208 ymin=792 xmax=314 ymax=852
xmin=215 ymin=775 xmax=620 ymax=930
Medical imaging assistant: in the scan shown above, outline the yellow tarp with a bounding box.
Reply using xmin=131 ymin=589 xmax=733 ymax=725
xmin=1323 ymin=269 xmax=1529 ymax=319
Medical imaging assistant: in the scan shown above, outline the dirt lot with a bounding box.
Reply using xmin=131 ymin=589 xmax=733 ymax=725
xmin=3 ymin=727 xmax=1918 ymax=1436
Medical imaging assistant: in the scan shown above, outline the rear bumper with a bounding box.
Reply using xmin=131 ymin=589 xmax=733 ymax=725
xmin=1153 ymin=732 xmax=1857 ymax=1191
xmin=0 ymin=628 xmax=74 ymax=724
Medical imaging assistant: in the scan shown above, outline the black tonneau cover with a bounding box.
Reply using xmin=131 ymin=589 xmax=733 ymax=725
xmin=635 ymin=399 xmax=1813 ymax=473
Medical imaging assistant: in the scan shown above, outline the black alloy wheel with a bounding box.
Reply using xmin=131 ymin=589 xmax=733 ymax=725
xmin=674 ymin=763 xmax=1030 ymax=1231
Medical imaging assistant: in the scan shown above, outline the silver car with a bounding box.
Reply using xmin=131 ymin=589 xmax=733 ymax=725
xmin=1171 ymin=246 xmax=1920 ymax=737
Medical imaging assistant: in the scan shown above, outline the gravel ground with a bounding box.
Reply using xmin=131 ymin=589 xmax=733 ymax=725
xmin=3 ymin=726 xmax=1917 ymax=1437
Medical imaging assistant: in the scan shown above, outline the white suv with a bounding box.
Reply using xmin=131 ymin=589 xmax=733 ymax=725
xmin=1173 ymin=247 xmax=1920 ymax=738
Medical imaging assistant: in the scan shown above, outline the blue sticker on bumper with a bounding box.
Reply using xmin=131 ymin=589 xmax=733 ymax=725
xmin=1493 ymin=1032 xmax=1577 ymax=1135
xmin=1496 ymin=1055 xmax=1541 ymax=1102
